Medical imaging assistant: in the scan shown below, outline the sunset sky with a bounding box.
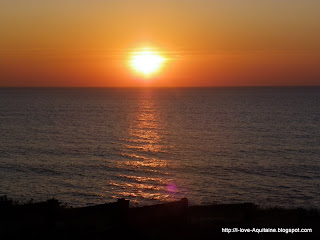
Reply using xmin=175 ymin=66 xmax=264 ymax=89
xmin=1 ymin=0 xmax=319 ymax=87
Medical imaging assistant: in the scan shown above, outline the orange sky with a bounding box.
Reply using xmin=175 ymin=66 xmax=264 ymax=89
xmin=1 ymin=0 xmax=319 ymax=87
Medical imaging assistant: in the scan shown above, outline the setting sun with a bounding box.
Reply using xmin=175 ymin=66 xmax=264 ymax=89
xmin=130 ymin=49 xmax=165 ymax=76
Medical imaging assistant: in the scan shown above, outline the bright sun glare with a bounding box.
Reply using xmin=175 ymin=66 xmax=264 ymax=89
xmin=130 ymin=49 xmax=165 ymax=76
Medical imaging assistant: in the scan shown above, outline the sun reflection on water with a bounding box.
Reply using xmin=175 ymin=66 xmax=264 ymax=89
xmin=108 ymin=92 xmax=181 ymax=205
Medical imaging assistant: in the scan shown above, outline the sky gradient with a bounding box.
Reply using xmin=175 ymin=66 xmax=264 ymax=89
xmin=1 ymin=0 xmax=319 ymax=87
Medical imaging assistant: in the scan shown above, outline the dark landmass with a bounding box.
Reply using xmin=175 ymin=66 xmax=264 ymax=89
xmin=0 ymin=196 xmax=319 ymax=240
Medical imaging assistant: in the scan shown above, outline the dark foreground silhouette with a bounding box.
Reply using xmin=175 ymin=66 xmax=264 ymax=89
xmin=0 ymin=196 xmax=319 ymax=240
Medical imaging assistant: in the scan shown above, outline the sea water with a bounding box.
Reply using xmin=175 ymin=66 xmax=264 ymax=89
xmin=0 ymin=87 xmax=319 ymax=207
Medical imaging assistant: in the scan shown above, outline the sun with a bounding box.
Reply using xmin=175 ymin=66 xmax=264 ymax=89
xmin=130 ymin=49 xmax=165 ymax=76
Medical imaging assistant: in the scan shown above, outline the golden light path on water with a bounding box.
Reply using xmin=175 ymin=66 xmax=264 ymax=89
xmin=106 ymin=92 xmax=180 ymax=204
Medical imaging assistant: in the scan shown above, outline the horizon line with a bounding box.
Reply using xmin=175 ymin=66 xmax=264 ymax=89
xmin=1 ymin=85 xmax=320 ymax=88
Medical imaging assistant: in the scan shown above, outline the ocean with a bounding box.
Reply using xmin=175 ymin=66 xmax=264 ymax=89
xmin=0 ymin=87 xmax=319 ymax=208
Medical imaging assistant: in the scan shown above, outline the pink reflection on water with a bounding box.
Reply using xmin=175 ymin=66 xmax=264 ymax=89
xmin=166 ymin=183 xmax=177 ymax=193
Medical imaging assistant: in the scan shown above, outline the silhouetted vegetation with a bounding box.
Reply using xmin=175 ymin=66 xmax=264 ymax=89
xmin=0 ymin=196 xmax=318 ymax=240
